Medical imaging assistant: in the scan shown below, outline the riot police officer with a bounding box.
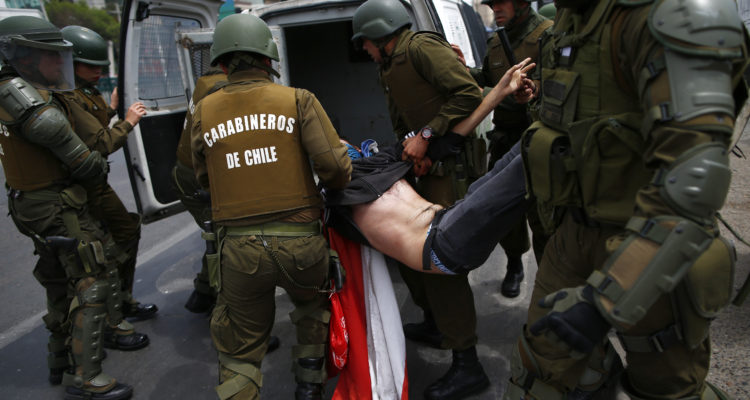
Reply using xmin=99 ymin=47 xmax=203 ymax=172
xmin=173 ymin=65 xmax=281 ymax=352
xmin=58 ymin=25 xmax=158 ymax=323
xmin=352 ymin=0 xmax=489 ymax=398
xmin=190 ymin=14 xmax=351 ymax=400
xmin=471 ymin=0 xmax=553 ymax=298
xmin=504 ymin=0 xmax=747 ymax=398
xmin=0 ymin=16 xmax=147 ymax=400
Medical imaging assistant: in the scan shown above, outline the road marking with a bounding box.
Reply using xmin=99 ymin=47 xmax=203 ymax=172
xmin=0 ymin=223 xmax=199 ymax=350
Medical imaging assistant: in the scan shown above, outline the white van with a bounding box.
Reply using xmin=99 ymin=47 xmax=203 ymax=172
xmin=119 ymin=0 xmax=490 ymax=223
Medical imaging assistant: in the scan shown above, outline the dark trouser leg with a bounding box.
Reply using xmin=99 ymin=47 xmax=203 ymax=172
xmin=33 ymin=249 xmax=73 ymax=384
xmin=172 ymin=164 xmax=216 ymax=312
xmin=432 ymin=151 xmax=528 ymax=271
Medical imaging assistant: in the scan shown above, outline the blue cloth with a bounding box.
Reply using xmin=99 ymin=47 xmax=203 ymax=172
xmin=345 ymin=143 xmax=363 ymax=160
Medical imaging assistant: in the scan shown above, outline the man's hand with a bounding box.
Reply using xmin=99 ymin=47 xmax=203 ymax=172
xmin=514 ymin=78 xmax=537 ymax=104
xmin=529 ymin=286 xmax=610 ymax=358
xmin=402 ymin=134 xmax=430 ymax=162
xmin=412 ymin=157 xmax=432 ymax=177
xmin=110 ymin=87 xmax=119 ymax=111
xmin=451 ymin=44 xmax=467 ymax=67
xmin=125 ymin=102 xmax=147 ymax=126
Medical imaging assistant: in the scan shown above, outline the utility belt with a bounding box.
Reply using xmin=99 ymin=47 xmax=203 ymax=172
xmin=7 ymin=183 xmax=118 ymax=277
xmin=203 ymin=220 xmax=342 ymax=293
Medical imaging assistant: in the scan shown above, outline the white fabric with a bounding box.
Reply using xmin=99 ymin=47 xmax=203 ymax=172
xmin=361 ymin=245 xmax=407 ymax=400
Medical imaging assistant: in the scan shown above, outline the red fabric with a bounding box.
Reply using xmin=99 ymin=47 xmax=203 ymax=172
xmin=328 ymin=228 xmax=372 ymax=400
xmin=327 ymin=290 xmax=348 ymax=375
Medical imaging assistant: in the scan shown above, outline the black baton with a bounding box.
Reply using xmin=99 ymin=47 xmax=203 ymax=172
xmin=495 ymin=26 xmax=517 ymax=66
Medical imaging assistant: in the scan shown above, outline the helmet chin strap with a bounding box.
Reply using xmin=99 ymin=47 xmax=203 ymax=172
xmin=228 ymin=53 xmax=280 ymax=78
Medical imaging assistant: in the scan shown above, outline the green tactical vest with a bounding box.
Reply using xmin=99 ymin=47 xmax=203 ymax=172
xmin=0 ymin=81 xmax=70 ymax=191
xmin=487 ymin=15 xmax=553 ymax=129
xmin=177 ymin=72 xmax=228 ymax=168
xmin=198 ymin=81 xmax=322 ymax=222
xmin=523 ymin=0 xmax=653 ymax=226
xmin=381 ymin=30 xmax=448 ymax=134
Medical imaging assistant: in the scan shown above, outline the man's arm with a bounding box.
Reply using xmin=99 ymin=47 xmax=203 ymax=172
xmin=296 ymin=89 xmax=352 ymax=190
xmin=409 ymin=35 xmax=482 ymax=136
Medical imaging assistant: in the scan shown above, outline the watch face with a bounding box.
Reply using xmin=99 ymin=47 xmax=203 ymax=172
xmin=421 ymin=127 xmax=433 ymax=139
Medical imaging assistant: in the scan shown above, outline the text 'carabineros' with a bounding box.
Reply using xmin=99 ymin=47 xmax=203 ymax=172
xmin=203 ymin=113 xmax=297 ymax=147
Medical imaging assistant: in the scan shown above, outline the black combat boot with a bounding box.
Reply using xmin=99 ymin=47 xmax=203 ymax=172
xmin=64 ymin=381 xmax=133 ymax=400
xmin=184 ymin=289 xmax=215 ymax=314
xmin=268 ymin=335 xmax=281 ymax=353
xmin=295 ymin=357 xmax=325 ymax=400
xmin=403 ymin=311 xmax=443 ymax=349
xmin=295 ymin=382 xmax=323 ymax=400
xmin=122 ymin=301 xmax=158 ymax=320
xmin=424 ymin=346 xmax=490 ymax=400
xmin=500 ymin=257 xmax=524 ymax=298
xmin=102 ymin=328 xmax=149 ymax=351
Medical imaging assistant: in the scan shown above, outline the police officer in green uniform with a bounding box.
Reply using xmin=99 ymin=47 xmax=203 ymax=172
xmin=352 ymin=0 xmax=489 ymax=398
xmin=503 ymin=0 xmax=748 ymax=399
xmin=58 ymin=25 xmax=158 ymax=322
xmin=0 ymin=16 xmax=147 ymax=400
xmin=173 ymin=65 xmax=281 ymax=351
xmin=175 ymin=66 xmax=227 ymax=314
xmin=190 ymin=14 xmax=351 ymax=400
xmin=470 ymin=0 xmax=552 ymax=298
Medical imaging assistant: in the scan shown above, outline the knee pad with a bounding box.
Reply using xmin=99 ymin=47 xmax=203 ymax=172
xmin=216 ymin=352 xmax=263 ymax=400
xmin=70 ymin=300 xmax=106 ymax=381
xmin=504 ymin=334 xmax=566 ymax=400
xmin=292 ymin=345 xmax=326 ymax=384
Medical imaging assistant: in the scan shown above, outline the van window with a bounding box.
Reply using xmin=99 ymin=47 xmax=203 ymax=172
xmin=138 ymin=15 xmax=200 ymax=100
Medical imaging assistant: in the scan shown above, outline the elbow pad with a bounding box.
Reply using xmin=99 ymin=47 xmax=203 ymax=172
xmin=23 ymin=105 xmax=90 ymax=169
xmin=587 ymin=215 xmax=714 ymax=329
xmin=654 ymin=142 xmax=731 ymax=225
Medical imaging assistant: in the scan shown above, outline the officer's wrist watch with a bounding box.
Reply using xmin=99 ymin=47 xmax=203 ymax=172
xmin=420 ymin=126 xmax=434 ymax=142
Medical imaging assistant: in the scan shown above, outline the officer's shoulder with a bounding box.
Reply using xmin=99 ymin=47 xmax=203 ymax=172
xmin=411 ymin=31 xmax=448 ymax=47
xmin=647 ymin=0 xmax=744 ymax=58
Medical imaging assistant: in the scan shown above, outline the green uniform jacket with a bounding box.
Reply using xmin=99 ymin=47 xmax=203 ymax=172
xmin=380 ymin=30 xmax=482 ymax=138
xmin=57 ymin=83 xmax=132 ymax=157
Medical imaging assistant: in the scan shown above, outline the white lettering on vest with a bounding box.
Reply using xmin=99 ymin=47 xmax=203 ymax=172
xmin=226 ymin=152 xmax=240 ymax=169
xmin=203 ymin=114 xmax=297 ymax=144
xmin=234 ymin=117 xmax=244 ymax=133
xmin=242 ymin=146 xmax=278 ymax=167
xmin=286 ymin=118 xmax=295 ymax=133
xmin=226 ymin=119 xmax=236 ymax=136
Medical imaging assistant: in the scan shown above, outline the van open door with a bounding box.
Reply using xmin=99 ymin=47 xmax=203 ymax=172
xmin=119 ymin=0 xmax=221 ymax=223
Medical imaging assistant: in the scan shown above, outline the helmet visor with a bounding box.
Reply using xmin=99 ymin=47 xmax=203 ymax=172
xmin=0 ymin=38 xmax=75 ymax=91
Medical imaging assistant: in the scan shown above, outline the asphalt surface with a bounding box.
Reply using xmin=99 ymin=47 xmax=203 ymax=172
xmin=1 ymin=132 xmax=749 ymax=399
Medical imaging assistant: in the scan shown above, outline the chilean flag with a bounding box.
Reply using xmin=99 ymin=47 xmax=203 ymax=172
xmin=328 ymin=228 xmax=409 ymax=400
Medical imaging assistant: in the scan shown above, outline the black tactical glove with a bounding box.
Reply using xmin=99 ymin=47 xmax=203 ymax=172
xmin=426 ymin=131 xmax=465 ymax=161
xmin=71 ymin=150 xmax=109 ymax=182
xmin=529 ymin=285 xmax=610 ymax=357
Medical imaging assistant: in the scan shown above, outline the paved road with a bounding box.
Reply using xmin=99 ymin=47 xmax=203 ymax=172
xmin=1 ymin=133 xmax=749 ymax=399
